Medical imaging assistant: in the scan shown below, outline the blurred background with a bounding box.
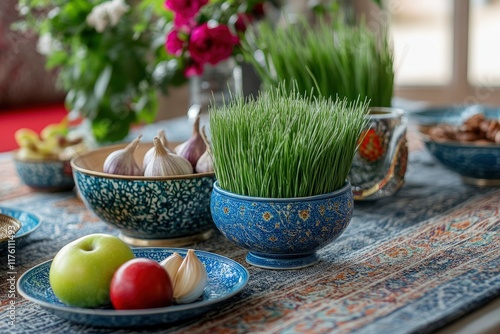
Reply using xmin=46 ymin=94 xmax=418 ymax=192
xmin=1 ymin=0 xmax=499 ymax=151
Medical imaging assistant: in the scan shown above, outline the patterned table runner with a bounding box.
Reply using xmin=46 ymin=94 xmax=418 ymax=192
xmin=0 ymin=147 xmax=498 ymax=333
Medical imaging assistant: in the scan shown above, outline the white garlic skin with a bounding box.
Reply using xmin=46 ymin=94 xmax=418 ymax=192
xmin=195 ymin=150 xmax=214 ymax=173
xmin=160 ymin=252 xmax=183 ymax=283
xmin=103 ymin=135 xmax=143 ymax=176
xmin=173 ymin=249 xmax=207 ymax=304
xmin=143 ymin=130 xmax=172 ymax=169
xmin=144 ymin=137 xmax=193 ymax=176
xmin=174 ymin=116 xmax=206 ymax=167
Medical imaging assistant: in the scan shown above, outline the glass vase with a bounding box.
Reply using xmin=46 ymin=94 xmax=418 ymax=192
xmin=187 ymin=58 xmax=242 ymax=122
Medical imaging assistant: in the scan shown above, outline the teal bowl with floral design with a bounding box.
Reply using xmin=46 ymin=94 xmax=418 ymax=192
xmin=14 ymin=153 xmax=75 ymax=192
xmin=210 ymin=181 xmax=354 ymax=269
xmin=71 ymin=143 xmax=215 ymax=247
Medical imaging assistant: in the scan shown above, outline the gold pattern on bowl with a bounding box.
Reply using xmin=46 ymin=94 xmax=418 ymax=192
xmin=0 ymin=214 xmax=22 ymax=243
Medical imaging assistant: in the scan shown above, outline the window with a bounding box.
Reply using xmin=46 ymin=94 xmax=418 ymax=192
xmin=355 ymin=0 xmax=500 ymax=106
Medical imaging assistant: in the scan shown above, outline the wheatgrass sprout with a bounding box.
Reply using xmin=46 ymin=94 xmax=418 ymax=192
xmin=244 ymin=18 xmax=394 ymax=107
xmin=209 ymin=85 xmax=369 ymax=198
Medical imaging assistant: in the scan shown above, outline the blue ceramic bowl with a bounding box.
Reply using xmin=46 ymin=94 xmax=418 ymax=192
xmin=14 ymin=153 xmax=75 ymax=191
xmin=71 ymin=143 xmax=216 ymax=247
xmin=210 ymin=182 xmax=353 ymax=269
xmin=412 ymin=106 xmax=500 ymax=186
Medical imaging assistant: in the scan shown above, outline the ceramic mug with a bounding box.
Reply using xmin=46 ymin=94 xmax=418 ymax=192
xmin=348 ymin=107 xmax=408 ymax=200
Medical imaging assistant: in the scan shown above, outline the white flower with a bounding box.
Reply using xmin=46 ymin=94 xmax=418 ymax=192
xmin=86 ymin=0 xmax=130 ymax=33
xmin=36 ymin=33 xmax=61 ymax=55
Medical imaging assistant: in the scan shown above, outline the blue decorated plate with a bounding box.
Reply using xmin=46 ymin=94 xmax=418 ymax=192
xmin=17 ymin=248 xmax=249 ymax=328
xmin=0 ymin=206 xmax=42 ymax=251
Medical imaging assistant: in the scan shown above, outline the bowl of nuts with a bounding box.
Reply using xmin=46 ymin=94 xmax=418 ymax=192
xmin=412 ymin=106 xmax=500 ymax=186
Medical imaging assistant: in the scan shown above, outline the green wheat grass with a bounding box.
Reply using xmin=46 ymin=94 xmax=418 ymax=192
xmin=209 ymin=84 xmax=369 ymax=198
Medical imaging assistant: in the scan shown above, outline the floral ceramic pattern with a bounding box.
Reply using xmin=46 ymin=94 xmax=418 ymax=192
xmin=348 ymin=108 xmax=408 ymax=200
xmin=211 ymin=182 xmax=353 ymax=269
xmin=14 ymin=159 xmax=74 ymax=191
xmin=73 ymin=171 xmax=215 ymax=239
xmin=424 ymin=141 xmax=500 ymax=180
xmin=17 ymin=248 xmax=249 ymax=327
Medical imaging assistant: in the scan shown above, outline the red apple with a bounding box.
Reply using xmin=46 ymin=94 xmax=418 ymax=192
xmin=110 ymin=258 xmax=173 ymax=310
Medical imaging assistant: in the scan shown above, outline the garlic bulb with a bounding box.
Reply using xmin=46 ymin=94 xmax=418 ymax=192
xmin=160 ymin=252 xmax=183 ymax=283
xmin=144 ymin=137 xmax=193 ymax=176
xmin=173 ymin=249 xmax=207 ymax=304
xmin=143 ymin=130 xmax=172 ymax=169
xmin=103 ymin=135 xmax=143 ymax=176
xmin=174 ymin=116 xmax=206 ymax=167
xmin=195 ymin=126 xmax=214 ymax=173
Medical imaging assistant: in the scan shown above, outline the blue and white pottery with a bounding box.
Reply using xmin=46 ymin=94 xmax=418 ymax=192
xmin=0 ymin=206 xmax=42 ymax=251
xmin=14 ymin=154 xmax=75 ymax=191
xmin=71 ymin=143 xmax=216 ymax=246
xmin=412 ymin=106 xmax=500 ymax=186
xmin=17 ymin=248 xmax=249 ymax=328
xmin=210 ymin=181 xmax=354 ymax=269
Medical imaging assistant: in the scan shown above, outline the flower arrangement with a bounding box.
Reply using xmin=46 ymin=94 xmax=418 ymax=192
xmin=209 ymin=83 xmax=369 ymax=198
xmin=14 ymin=0 xmax=274 ymax=144
xmin=14 ymin=0 xmax=173 ymax=143
xmin=161 ymin=0 xmax=268 ymax=79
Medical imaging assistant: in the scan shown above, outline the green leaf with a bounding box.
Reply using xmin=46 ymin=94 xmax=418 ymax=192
xmin=45 ymin=50 xmax=69 ymax=69
xmin=94 ymin=65 xmax=112 ymax=102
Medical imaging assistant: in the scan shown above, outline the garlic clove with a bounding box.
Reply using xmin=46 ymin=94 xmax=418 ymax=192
xmin=195 ymin=126 xmax=214 ymax=173
xmin=143 ymin=130 xmax=172 ymax=169
xmin=160 ymin=252 xmax=183 ymax=283
xmin=103 ymin=135 xmax=143 ymax=176
xmin=144 ymin=137 xmax=193 ymax=176
xmin=174 ymin=116 xmax=206 ymax=167
xmin=195 ymin=151 xmax=214 ymax=173
xmin=173 ymin=249 xmax=207 ymax=304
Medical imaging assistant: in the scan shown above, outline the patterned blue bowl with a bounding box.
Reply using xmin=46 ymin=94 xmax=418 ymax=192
xmin=421 ymin=139 xmax=500 ymax=185
xmin=210 ymin=182 xmax=354 ymax=269
xmin=412 ymin=106 xmax=500 ymax=186
xmin=14 ymin=153 xmax=75 ymax=191
xmin=71 ymin=143 xmax=216 ymax=247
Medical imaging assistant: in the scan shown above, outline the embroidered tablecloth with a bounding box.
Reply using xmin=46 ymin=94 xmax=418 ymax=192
xmin=0 ymin=121 xmax=498 ymax=334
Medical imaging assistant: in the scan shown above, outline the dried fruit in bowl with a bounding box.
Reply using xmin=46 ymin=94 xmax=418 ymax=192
xmin=15 ymin=118 xmax=87 ymax=160
xmin=427 ymin=113 xmax=500 ymax=144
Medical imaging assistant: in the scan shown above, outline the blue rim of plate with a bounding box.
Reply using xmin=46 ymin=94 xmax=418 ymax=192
xmin=410 ymin=105 xmax=500 ymax=125
xmin=0 ymin=206 xmax=42 ymax=248
xmin=17 ymin=247 xmax=249 ymax=327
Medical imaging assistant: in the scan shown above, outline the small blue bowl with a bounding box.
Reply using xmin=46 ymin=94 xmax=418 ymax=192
xmin=412 ymin=106 xmax=500 ymax=186
xmin=71 ymin=143 xmax=216 ymax=247
xmin=14 ymin=153 xmax=75 ymax=191
xmin=210 ymin=182 xmax=353 ymax=269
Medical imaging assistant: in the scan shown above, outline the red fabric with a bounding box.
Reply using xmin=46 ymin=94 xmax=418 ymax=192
xmin=0 ymin=103 xmax=68 ymax=152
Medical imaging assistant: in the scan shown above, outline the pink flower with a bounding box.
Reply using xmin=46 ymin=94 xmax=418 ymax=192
xmin=174 ymin=14 xmax=194 ymax=29
xmin=188 ymin=23 xmax=239 ymax=66
xmin=165 ymin=30 xmax=184 ymax=56
xmin=165 ymin=0 xmax=208 ymax=21
xmin=184 ymin=61 xmax=204 ymax=77
xmin=235 ymin=13 xmax=254 ymax=33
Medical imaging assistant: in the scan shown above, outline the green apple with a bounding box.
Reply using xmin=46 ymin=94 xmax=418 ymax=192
xmin=49 ymin=233 xmax=135 ymax=308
